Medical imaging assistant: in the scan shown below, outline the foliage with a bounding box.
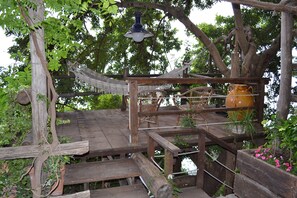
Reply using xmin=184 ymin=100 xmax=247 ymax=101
xmin=0 ymin=66 xmax=33 ymax=197
xmin=0 ymin=159 xmax=32 ymax=197
xmin=91 ymin=94 xmax=122 ymax=109
xmin=227 ymin=110 xmax=256 ymax=136
xmin=261 ymin=114 xmax=297 ymax=175
xmin=179 ymin=115 xmax=196 ymax=128
xmin=173 ymin=135 xmax=189 ymax=148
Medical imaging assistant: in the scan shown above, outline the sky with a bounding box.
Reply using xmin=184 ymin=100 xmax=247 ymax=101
xmin=0 ymin=2 xmax=233 ymax=68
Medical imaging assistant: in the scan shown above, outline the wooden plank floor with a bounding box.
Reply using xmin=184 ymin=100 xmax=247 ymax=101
xmin=57 ymin=108 xmax=263 ymax=157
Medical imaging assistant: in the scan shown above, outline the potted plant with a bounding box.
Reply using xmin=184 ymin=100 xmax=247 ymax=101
xmin=234 ymin=114 xmax=297 ymax=197
xmin=227 ymin=110 xmax=256 ymax=135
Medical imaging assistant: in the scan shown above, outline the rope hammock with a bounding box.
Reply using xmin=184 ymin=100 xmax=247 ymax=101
xmin=68 ymin=62 xmax=190 ymax=95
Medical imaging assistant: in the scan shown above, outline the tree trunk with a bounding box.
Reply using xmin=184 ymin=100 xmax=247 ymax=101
xmin=277 ymin=11 xmax=293 ymax=119
xmin=28 ymin=0 xmax=47 ymax=197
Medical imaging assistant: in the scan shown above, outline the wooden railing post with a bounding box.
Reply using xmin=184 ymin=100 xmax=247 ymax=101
xmin=196 ymin=129 xmax=205 ymax=189
xmin=128 ymin=80 xmax=138 ymax=144
xmin=164 ymin=149 xmax=174 ymax=176
xmin=148 ymin=136 xmax=155 ymax=160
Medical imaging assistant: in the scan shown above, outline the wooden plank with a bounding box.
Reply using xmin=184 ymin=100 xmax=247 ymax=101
xmin=173 ymin=175 xmax=196 ymax=188
xmin=64 ymin=158 xmax=141 ymax=185
xmin=179 ymin=187 xmax=210 ymax=198
xmin=49 ymin=190 xmax=90 ymax=198
xmin=129 ymin=80 xmax=139 ymax=144
xmin=0 ymin=141 xmax=89 ymax=160
xmin=148 ymin=132 xmax=181 ymax=156
xmin=132 ymin=153 xmax=172 ymax=198
xmin=237 ymin=150 xmax=297 ymax=198
xmin=90 ymin=184 xmax=149 ymax=198
xmin=234 ymin=174 xmax=278 ymax=198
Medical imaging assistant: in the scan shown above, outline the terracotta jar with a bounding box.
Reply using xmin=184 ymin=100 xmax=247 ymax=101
xmin=225 ymin=84 xmax=254 ymax=120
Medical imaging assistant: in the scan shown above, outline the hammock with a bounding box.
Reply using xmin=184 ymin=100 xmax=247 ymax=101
xmin=68 ymin=62 xmax=190 ymax=95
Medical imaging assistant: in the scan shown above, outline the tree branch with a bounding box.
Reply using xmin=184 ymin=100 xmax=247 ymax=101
xmin=117 ymin=1 xmax=230 ymax=77
xmin=222 ymin=0 xmax=297 ymax=15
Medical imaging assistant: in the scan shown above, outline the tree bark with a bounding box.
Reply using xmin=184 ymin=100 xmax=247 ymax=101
xmin=277 ymin=11 xmax=293 ymax=119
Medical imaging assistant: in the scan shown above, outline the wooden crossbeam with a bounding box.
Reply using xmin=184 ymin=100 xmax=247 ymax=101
xmin=0 ymin=141 xmax=89 ymax=160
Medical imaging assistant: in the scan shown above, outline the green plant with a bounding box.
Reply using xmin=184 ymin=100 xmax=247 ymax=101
xmin=173 ymin=135 xmax=189 ymax=148
xmin=260 ymin=114 xmax=297 ymax=175
xmin=180 ymin=115 xmax=196 ymax=128
xmin=228 ymin=110 xmax=256 ymax=135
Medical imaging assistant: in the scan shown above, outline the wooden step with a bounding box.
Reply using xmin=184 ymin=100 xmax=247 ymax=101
xmin=179 ymin=187 xmax=210 ymax=198
xmin=64 ymin=158 xmax=141 ymax=185
xmin=90 ymin=184 xmax=149 ymax=198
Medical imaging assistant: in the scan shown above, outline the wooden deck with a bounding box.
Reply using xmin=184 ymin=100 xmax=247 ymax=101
xmin=57 ymin=108 xmax=263 ymax=157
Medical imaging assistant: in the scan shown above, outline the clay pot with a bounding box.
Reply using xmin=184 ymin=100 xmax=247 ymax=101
xmin=225 ymin=84 xmax=254 ymax=120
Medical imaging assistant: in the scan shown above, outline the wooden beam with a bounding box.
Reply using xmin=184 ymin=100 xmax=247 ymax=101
xmin=0 ymin=141 xmax=89 ymax=160
xmin=129 ymin=81 xmax=138 ymax=144
xmin=49 ymin=190 xmax=90 ymax=198
xmin=148 ymin=132 xmax=181 ymax=156
xmin=127 ymin=77 xmax=269 ymax=85
xmin=132 ymin=153 xmax=172 ymax=198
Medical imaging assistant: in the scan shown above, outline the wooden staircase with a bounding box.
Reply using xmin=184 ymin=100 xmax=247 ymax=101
xmin=64 ymin=158 xmax=149 ymax=198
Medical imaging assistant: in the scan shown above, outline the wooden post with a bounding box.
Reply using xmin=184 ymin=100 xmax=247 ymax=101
xmin=196 ymin=129 xmax=205 ymax=189
xmin=129 ymin=80 xmax=138 ymax=144
xmin=132 ymin=153 xmax=172 ymax=198
xmin=148 ymin=136 xmax=155 ymax=161
xmin=277 ymin=10 xmax=293 ymax=119
xmin=164 ymin=149 xmax=174 ymax=177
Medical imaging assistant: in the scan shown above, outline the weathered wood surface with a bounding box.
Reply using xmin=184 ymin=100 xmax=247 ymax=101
xmin=0 ymin=141 xmax=89 ymax=160
xmin=64 ymin=158 xmax=141 ymax=185
xmin=178 ymin=187 xmax=210 ymax=198
xmin=196 ymin=129 xmax=205 ymax=189
xmin=129 ymin=81 xmax=139 ymax=144
xmin=49 ymin=190 xmax=90 ymax=198
xmin=90 ymin=184 xmax=149 ymax=198
xmin=56 ymin=110 xmax=264 ymax=157
xmin=148 ymin=132 xmax=181 ymax=156
xmin=236 ymin=150 xmax=297 ymax=198
xmin=132 ymin=153 xmax=172 ymax=198
xmin=234 ymin=174 xmax=279 ymax=198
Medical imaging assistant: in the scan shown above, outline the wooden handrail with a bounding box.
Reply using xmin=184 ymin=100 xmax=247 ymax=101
xmin=147 ymin=132 xmax=181 ymax=176
xmin=127 ymin=77 xmax=269 ymax=85
xmin=138 ymin=106 xmax=253 ymax=117
xmin=148 ymin=132 xmax=181 ymax=156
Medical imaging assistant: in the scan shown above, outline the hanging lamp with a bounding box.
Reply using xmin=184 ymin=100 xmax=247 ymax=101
xmin=124 ymin=11 xmax=153 ymax=42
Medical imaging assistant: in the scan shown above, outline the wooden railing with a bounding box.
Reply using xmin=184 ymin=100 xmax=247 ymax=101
xmin=146 ymin=128 xmax=207 ymax=189
xmin=128 ymin=77 xmax=269 ymax=145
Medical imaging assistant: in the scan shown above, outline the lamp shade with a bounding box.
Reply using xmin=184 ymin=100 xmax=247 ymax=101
xmin=124 ymin=12 xmax=153 ymax=42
